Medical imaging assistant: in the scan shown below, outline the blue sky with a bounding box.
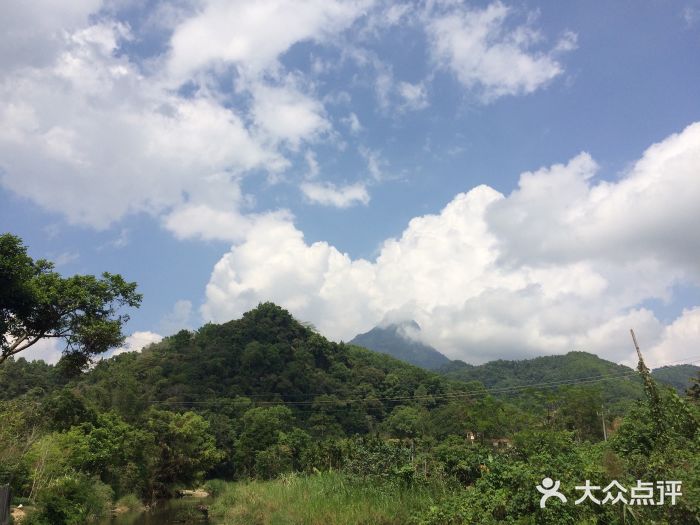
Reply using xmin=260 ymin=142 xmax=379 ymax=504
xmin=2 ymin=0 xmax=700 ymax=366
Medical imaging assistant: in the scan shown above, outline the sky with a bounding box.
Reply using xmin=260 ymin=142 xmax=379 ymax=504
xmin=2 ymin=0 xmax=700 ymax=367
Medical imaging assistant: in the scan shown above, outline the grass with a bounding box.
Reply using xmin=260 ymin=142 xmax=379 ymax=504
xmin=114 ymin=493 xmax=145 ymax=513
xmin=208 ymin=471 xmax=450 ymax=525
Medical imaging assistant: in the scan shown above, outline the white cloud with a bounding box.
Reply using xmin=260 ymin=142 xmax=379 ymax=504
xmin=305 ymin=151 xmax=320 ymax=178
xmin=250 ymin=80 xmax=330 ymax=148
xmin=203 ymin=123 xmax=700 ymax=365
xmin=426 ymin=2 xmax=574 ymax=101
xmin=488 ymin=123 xmax=700 ymax=275
xmin=19 ymin=338 xmax=63 ymax=364
xmin=164 ymin=205 xmax=252 ymax=242
xmin=164 ymin=204 xmax=295 ymax=243
xmin=359 ymin=146 xmax=385 ymax=180
xmin=398 ymin=81 xmax=429 ymax=110
xmin=301 ymin=181 xmax=370 ymax=208
xmin=342 ymin=112 xmax=363 ymax=134
xmin=16 ymin=330 xmax=164 ymax=363
xmin=647 ymin=308 xmax=700 ymax=368
xmin=0 ymin=0 xmax=103 ymax=71
xmin=52 ymin=251 xmax=80 ymax=267
xmin=111 ymin=228 xmax=130 ymax=249
xmin=166 ymin=0 xmax=371 ymax=81
xmin=0 ymin=0 xmax=577 ymax=245
xmin=202 ymin=216 xmax=379 ymax=339
xmin=683 ymin=6 xmax=700 ymax=27
xmin=0 ymin=1 xmax=379 ymax=242
xmin=160 ymin=299 xmax=195 ymax=335
xmin=113 ymin=331 xmax=163 ymax=356
xmin=0 ymin=22 xmax=283 ymax=230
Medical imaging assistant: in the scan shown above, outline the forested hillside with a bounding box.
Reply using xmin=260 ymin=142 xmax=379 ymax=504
xmin=439 ymin=351 xmax=700 ymax=408
xmin=439 ymin=352 xmax=642 ymax=411
xmin=2 ymin=303 xmax=700 ymax=524
xmin=652 ymin=364 xmax=700 ymax=393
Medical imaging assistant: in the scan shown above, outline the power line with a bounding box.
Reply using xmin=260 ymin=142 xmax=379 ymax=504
xmin=145 ymin=353 xmax=700 ymax=401
xmin=146 ymin=356 xmax=700 ymax=407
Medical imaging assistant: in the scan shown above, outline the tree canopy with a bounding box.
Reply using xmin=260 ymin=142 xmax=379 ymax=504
xmin=0 ymin=233 xmax=141 ymax=368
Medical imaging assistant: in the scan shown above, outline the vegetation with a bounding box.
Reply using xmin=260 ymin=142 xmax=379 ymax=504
xmin=1 ymin=235 xmax=699 ymax=523
xmin=0 ymin=233 xmax=141 ymax=370
xmin=208 ymin=471 xmax=444 ymax=525
xmin=653 ymin=364 xmax=700 ymax=393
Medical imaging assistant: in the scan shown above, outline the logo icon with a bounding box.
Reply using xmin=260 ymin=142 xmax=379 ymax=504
xmin=536 ymin=477 xmax=567 ymax=508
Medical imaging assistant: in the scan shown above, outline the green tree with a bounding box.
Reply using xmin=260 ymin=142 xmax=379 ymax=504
xmin=235 ymin=405 xmax=294 ymax=475
xmin=384 ymin=405 xmax=426 ymax=439
xmin=0 ymin=233 xmax=141 ymax=368
xmin=687 ymin=371 xmax=700 ymax=402
xmin=145 ymin=409 xmax=223 ymax=496
xmin=558 ymin=386 xmax=605 ymax=442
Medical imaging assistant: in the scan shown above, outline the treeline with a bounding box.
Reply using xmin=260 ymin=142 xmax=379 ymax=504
xmin=2 ymin=303 xmax=700 ymax=524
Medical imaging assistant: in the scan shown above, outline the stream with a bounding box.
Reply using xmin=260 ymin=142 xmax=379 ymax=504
xmin=98 ymin=497 xmax=218 ymax=525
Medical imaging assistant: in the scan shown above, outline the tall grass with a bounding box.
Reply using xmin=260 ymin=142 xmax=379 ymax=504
xmin=209 ymin=471 xmax=450 ymax=525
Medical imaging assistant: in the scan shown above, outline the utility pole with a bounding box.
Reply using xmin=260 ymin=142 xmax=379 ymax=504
xmin=630 ymin=328 xmax=699 ymax=444
xmin=630 ymin=329 xmax=665 ymax=436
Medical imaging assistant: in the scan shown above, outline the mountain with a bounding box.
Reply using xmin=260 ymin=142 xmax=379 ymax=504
xmin=652 ymin=364 xmax=700 ymax=393
xmin=438 ymin=351 xmax=633 ymax=386
xmin=349 ymin=321 xmax=451 ymax=370
xmin=438 ymin=351 xmax=700 ymax=405
xmin=75 ymin=303 xmax=450 ymax=434
xmin=437 ymin=351 xmax=644 ymax=407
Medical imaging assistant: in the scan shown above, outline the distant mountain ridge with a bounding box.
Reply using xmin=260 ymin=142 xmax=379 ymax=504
xmin=652 ymin=364 xmax=700 ymax=393
xmin=438 ymin=351 xmax=700 ymax=402
xmin=349 ymin=321 xmax=451 ymax=370
xmin=438 ymin=351 xmax=634 ymax=386
xmin=349 ymin=321 xmax=699 ymax=394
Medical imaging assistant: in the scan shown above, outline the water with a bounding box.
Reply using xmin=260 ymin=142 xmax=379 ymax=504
xmin=99 ymin=497 xmax=218 ymax=525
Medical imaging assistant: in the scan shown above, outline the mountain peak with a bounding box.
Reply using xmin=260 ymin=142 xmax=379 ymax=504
xmin=349 ymin=322 xmax=450 ymax=370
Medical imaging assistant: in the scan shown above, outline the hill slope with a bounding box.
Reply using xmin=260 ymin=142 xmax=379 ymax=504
xmin=652 ymin=364 xmax=700 ymax=393
xmin=78 ymin=303 xmax=450 ymax=435
xmin=438 ymin=351 xmax=699 ymax=402
xmin=438 ymin=351 xmax=644 ymax=406
xmin=349 ymin=321 xmax=450 ymax=370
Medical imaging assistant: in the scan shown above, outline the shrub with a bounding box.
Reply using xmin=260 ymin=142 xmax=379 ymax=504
xmin=343 ymin=436 xmax=415 ymax=484
xmin=114 ymin=493 xmax=144 ymax=513
xmin=203 ymin=479 xmax=228 ymax=497
xmin=24 ymin=474 xmax=112 ymax=525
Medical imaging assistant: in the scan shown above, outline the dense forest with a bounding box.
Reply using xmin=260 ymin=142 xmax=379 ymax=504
xmin=2 ymin=302 xmax=700 ymax=524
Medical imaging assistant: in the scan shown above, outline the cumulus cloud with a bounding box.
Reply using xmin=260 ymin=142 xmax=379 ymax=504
xmin=0 ymin=0 xmax=372 ymax=241
xmin=203 ymin=123 xmax=700 ymax=365
xmin=0 ymin=0 xmax=103 ymax=71
xmin=0 ymin=0 xmax=578 ymax=243
xmin=166 ymin=0 xmax=371 ymax=81
xmin=0 ymin=21 xmax=283 ymax=230
xmin=202 ymin=216 xmax=379 ymax=340
xmin=16 ymin=330 xmax=164 ymax=363
xmin=647 ymin=308 xmax=700 ymax=367
xmin=18 ymin=338 xmax=64 ymax=364
xmin=159 ymin=299 xmax=195 ymax=335
xmin=250 ymin=80 xmax=331 ymax=148
xmin=488 ymin=123 xmax=700 ymax=275
xmin=300 ymin=181 xmax=370 ymax=208
xmin=113 ymin=331 xmax=163 ymax=356
xmin=426 ymin=1 xmax=574 ymax=101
